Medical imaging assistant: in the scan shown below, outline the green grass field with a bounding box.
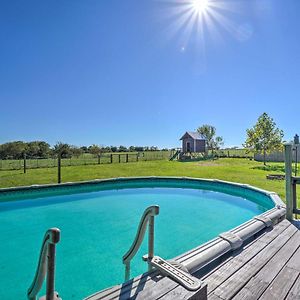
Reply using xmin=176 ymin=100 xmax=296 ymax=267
xmin=0 ymin=158 xmax=295 ymax=204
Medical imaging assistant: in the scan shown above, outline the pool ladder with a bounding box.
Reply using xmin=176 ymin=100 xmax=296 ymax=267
xmin=27 ymin=228 xmax=61 ymax=300
xmin=122 ymin=205 xmax=203 ymax=291
xmin=122 ymin=205 xmax=159 ymax=280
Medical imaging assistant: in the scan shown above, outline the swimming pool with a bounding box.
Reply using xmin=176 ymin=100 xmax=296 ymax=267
xmin=0 ymin=177 xmax=281 ymax=299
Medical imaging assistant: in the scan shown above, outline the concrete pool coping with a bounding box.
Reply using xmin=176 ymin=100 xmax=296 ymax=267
xmin=0 ymin=176 xmax=286 ymax=299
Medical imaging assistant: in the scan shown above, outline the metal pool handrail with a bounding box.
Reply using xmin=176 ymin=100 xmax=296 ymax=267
xmin=122 ymin=205 xmax=159 ymax=281
xmin=27 ymin=228 xmax=61 ymax=300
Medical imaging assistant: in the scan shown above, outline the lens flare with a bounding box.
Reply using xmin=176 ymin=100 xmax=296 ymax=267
xmin=192 ymin=0 xmax=209 ymax=14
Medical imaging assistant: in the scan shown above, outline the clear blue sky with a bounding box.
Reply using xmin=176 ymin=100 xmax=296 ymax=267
xmin=0 ymin=0 xmax=299 ymax=148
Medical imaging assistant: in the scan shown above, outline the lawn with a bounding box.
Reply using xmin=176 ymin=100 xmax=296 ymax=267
xmin=0 ymin=158 xmax=292 ymax=203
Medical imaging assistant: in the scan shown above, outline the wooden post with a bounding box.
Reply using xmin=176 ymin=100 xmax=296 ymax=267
xmin=136 ymin=153 xmax=139 ymax=162
xmin=119 ymin=154 xmax=121 ymax=163
xmin=111 ymin=154 xmax=113 ymax=164
xmin=126 ymin=154 xmax=129 ymax=163
xmin=285 ymin=144 xmax=293 ymax=221
xmin=295 ymin=145 xmax=298 ymax=176
xmin=23 ymin=153 xmax=27 ymax=174
xmin=57 ymin=153 xmax=61 ymax=184
xmin=98 ymin=154 xmax=100 ymax=165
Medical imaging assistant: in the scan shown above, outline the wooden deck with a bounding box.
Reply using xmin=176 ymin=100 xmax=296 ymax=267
xmin=87 ymin=219 xmax=300 ymax=300
xmin=203 ymin=219 xmax=300 ymax=300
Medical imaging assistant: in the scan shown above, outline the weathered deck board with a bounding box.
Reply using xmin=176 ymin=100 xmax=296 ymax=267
xmin=86 ymin=270 xmax=207 ymax=300
xmin=212 ymin=223 xmax=298 ymax=299
xmin=203 ymin=220 xmax=290 ymax=294
xmin=285 ymin=274 xmax=300 ymax=300
xmin=258 ymin=266 xmax=299 ymax=300
xmin=286 ymin=245 xmax=300 ymax=271
xmin=232 ymin=231 xmax=300 ymax=299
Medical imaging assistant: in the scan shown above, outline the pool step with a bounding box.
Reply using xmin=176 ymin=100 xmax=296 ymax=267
xmin=149 ymin=256 xmax=204 ymax=291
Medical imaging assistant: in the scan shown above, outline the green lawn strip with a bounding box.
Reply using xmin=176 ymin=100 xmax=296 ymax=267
xmin=0 ymin=158 xmax=290 ymax=201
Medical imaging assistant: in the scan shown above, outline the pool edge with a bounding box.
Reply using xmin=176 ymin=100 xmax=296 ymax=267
xmin=0 ymin=176 xmax=285 ymax=208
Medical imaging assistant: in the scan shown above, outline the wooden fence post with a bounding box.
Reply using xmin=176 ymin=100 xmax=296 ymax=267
xmin=119 ymin=154 xmax=121 ymax=163
xmin=285 ymin=144 xmax=293 ymax=221
xmin=136 ymin=153 xmax=139 ymax=162
xmin=126 ymin=154 xmax=129 ymax=163
xmin=98 ymin=154 xmax=101 ymax=165
xmin=23 ymin=153 xmax=27 ymax=174
xmin=111 ymin=154 xmax=113 ymax=164
xmin=58 ymin=153 xmax=61 ymax=184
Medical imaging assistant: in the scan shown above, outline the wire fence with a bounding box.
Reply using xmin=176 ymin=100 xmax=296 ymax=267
xmin=0 ymin=151 xmax=171 ymax=171
xmin=214 ymin=149 xmax=253 ymax=159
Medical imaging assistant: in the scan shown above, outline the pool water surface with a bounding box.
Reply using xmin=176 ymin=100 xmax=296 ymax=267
xmin=0 ymin=184 xmax=273 ymax=299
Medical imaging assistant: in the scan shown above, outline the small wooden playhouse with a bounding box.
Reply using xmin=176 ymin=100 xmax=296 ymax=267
xmin=180 ymin=131 xmax=206 ymax=153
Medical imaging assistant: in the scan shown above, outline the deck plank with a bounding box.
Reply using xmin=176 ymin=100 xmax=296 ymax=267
xmin=204 ymin=220 xmax=290 ymax=294
xmin=157 ymin=284 xmax=207 ymax=300
xmin=286 ymin=245 xmax=300 ymax=271
xmin=85 ymin=271 xmax=163 ymax=300
xmin=258 ymin=266 xmax=299 ymax=300
xmin=212 ymin=224 xmax=298 ymax=299
xmin=285 ymin=274 xmax=300 ymax=300
xmin=87 ymin=270 xmax=206 ymax=300
xmin=232 ymin=230 xmax=300 ymax=299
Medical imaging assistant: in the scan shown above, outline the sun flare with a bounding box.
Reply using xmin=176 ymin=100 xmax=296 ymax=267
xmin=162 ymin=0 xmax=241 ymax=61
xmin=192 ymin=0 xmax=210 ymax=14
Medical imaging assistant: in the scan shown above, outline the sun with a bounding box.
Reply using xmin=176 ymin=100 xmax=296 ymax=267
xmin=192 ymin=0 xmax=210 ymax=14
xmin=161 ymin=0 xmax=240 ymax=58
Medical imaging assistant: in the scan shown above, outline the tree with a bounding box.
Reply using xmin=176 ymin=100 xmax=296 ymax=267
xmin=118 ymin=145 xmax=128 ymax=152
xmin=80 ymin=146 xmax=88 ymax=153
xmin=0 ymin=141 xmax=27 ymax=159
xmin=70 ymin=146 xmax=83 ymax=158
xmin=27 ymin=141 xmax=51 ymax=158
xmin=53 ymin=142 xmax=73 ymax=158
xmin=88 ymin=144 xmax=102 ymax=156
xmin=197 ymin=124 xmax=223 ymax=155
xmin=244 ymin=112 xmax=284 ymax=165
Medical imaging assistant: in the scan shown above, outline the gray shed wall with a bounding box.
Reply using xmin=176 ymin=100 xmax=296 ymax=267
xmin=182 ymin=138 xmax=206 ymax=153
xmin=196 ymin=140 xmax=206 ymax=152
xmin=182 ymin=138 xmax=195 ymax=153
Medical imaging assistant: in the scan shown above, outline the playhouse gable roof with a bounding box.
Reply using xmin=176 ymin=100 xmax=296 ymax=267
xmin=180 ymin=131 xmax=204 ymax=140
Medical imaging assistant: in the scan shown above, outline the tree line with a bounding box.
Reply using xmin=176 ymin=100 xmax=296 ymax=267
xmin=197 ymin=112 xmax=285 ymax=165
xmin=0 ymin=113 xmax=289 ymax=165
xmin=0 ymin=141 xmax=167 ymax=160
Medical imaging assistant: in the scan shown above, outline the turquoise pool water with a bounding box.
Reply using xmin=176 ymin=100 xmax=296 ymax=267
xmin=0 ymin=179 xmax=274 ymax=299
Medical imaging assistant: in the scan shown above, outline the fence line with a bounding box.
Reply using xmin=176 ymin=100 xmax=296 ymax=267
xmin=254 ymin=147 xmax=300 ymax=162
xmin=0 ymin=151 xmax=171 ymax=171
xmin=214 ymin=149 xmax=253 ymax=159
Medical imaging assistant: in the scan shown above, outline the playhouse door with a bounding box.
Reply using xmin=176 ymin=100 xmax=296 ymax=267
xmin=186 ymin=142 xmax=191 ymax=152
